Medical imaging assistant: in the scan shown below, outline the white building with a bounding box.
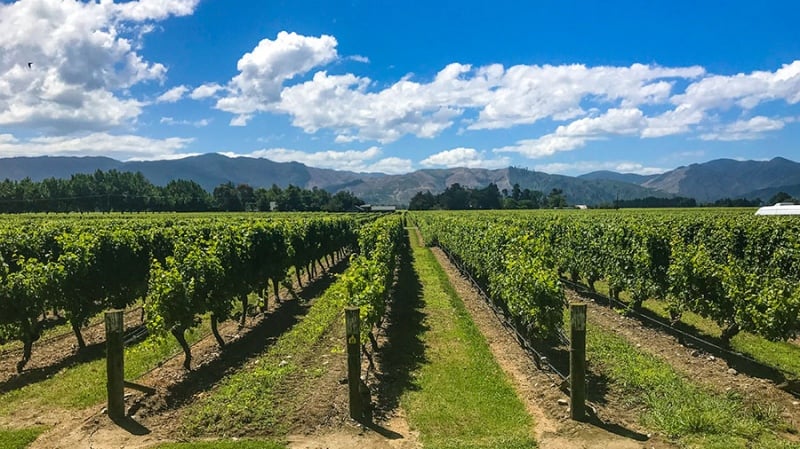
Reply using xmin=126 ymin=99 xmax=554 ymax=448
xmin=755 ymin=202 xmax=800 ymax=215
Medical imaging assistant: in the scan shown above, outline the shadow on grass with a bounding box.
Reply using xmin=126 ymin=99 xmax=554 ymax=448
xmin=371 ymin=231 xmax=429 ymax=419
xmin=0 ymin=339 xmax=108 ymax=394
xmin=126 ymin=257 xmax=350 ymax=416
xmin=568 ymin=280 xmax=793 ymax=391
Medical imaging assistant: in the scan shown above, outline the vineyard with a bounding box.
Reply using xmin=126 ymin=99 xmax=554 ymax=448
xmin=411 ymin=209 xmax=800 ymax=347
xmin=1 ymin=209 xmax=799 ymax=448
xmin=0 ymin=213 xmax=391 ymax=371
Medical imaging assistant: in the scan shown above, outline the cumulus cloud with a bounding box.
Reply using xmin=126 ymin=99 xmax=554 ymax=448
xmin=0 ymin=0 xmax=199 ymax=132
xmin=156 ymin=85 xmax=189 ymax=103
xmin=214 ymin=32 xmax=339 ymax=125
xmin=0 ymin=132 xmax=195 ymax=160
xmin=204 ymin=30 xmax=800 ymax=154
xmin=700 ymin=116 xmax=787 ymax=141
xmin=276 ymin=64 xmax=495 ymax=143
xmin=420 ymin=147 xmax=510 ymax=169
xmin=471 ymin=64 xmax=704 ymax=130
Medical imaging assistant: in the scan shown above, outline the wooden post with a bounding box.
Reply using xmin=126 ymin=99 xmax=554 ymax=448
xmin=569 ymin=303 xmax=587 ymax=421
xmin=105 ymin=310 xmax=125 ymax=420
xmin=345 ymin=307 xmax=363 ymax=421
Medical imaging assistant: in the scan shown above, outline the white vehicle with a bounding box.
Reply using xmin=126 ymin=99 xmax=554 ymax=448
xmin=755 ymin=202 xmax=800 ymax=215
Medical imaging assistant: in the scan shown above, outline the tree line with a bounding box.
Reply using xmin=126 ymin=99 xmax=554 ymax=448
xmin=408 ymin=183 xmax=567 ymax=210
xmin=0 ymin=170 xmax=364 ymax=213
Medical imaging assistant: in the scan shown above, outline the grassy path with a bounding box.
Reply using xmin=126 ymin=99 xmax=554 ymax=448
xmin=397 ymin=228 xmax=536 ymax=449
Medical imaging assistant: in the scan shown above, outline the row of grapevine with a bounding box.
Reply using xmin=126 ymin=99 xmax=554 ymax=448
xmin=0 ymin=214 xmax=364 ymax=372
xmin=337 ymin=213 xmax=406 ymax=343
xmin=410 ymin=212 xmax=565 ymax=341
xmin=414 ymin=210 xmax=800 ymax=345
xmin=145 ymin=217 xmax=362 ymax=369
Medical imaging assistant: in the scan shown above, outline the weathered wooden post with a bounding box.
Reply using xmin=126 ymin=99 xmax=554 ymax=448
xmin=345 ymin=307 xmax=363 ymax=420
xmin=105 ymin=309 xmax=125 ymax=420
xmin=570 ymin=303 xmax=587 ymax=421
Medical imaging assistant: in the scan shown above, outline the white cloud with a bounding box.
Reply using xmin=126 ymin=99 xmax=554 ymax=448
xmin=0 ymin=132 xmax=194 ymax=160
xmin=420 ymin=147 xmax=510 ymax=169
xmin=276 ymin=64 xmax=490 ymax=143
xmin=471 ymin=64 xmax=703 ymax=130
xmin=0 ymin=0 xmax=199 ymax=132
xmin=348 ymin=55 xmax=370 ymax=63
xmin=534 ymin=160 xmax=666 ymax=175
xmin=672 ymin=61 xmax=800 ymax=112
xmin=156 ymin=85 xmax=189 ymax=103
xmin=495 ymin=108 xmax=645 ymax=158
xmin=113 ymin=0 xmax=199 ymax=21
xmin=200 ymin=30 xmax=800 ymax=156
xmin=214 ymin=31 xmax=339 ymax=125
xmin=267 ymin=61 xmax=706 ymax=144
xmin=700 ymin=116 xmax=787 ymax=141
xmin=365 ymin=157 xmax=414 ymax=174
xmin=160 ymin=116 xmax=211 ymax=127
xmin=190 ymin=83 xmax=224 ymax=99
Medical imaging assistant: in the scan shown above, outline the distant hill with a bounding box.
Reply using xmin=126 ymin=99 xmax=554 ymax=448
xmin=335 ymin=166 xmax=668 ymax=205
xmin=740 ymin=184 xmax=800 ymax=202
xmin=578 ymin=170 xmax=660 ymax=185
xmin=0 ymin=153 xmax=372 ymax=193
xmin=1 ymin=154 xmax=798 ymax=206
xmin=640 ymin=157 xmax=800 ymax=203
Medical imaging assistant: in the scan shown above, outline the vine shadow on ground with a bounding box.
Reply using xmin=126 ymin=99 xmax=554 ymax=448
xmin=126 ymin=257 xmax=350 ymax=417
xmin=572 ymin=283 xmax=792 ymax=390
xmin=371 ymin=231 xmax=429 ymax=421
xmin=0 ymin=339 xmax=108 ymax=394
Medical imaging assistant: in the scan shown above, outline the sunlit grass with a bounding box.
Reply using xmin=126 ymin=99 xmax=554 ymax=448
xmin=584 ymin=316 xmax=798 ymax=448
xmin=591 ymin=280 xmax=800 ymax=379
xmin=405 ymin=229 xmax=536 ymax=449
xmin=0 ymin=427 xmax=46 ymax=449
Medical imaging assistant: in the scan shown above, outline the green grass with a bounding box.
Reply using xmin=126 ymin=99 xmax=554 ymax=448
xmin=404 ymin=229 xmax=536 ymax=449
xmin=591 ymin=280 xmax=800 ymax=379
xmin=153 ymin=440 xmax=285 ymax=449
xmin=0 ymin=428 xmax=46 ymax=449
xmin=180 ymin=269 xmax=347 ymax=437
xmin=586 ymin=318 xmax=798 ymax=448
xmin=0 ymin=320 xmax=208 ymax=416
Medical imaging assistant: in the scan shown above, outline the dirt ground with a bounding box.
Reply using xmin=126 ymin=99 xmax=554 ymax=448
xmin=0 ymin=307 xmax=145 ymax=389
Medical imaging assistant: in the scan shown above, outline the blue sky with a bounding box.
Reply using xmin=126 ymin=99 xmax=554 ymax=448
xmin=1 ymin=0 xmax=799 ymax=175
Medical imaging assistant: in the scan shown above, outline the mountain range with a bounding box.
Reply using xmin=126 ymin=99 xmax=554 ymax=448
xmin=0 ymin=154 xmax=798 ymax=206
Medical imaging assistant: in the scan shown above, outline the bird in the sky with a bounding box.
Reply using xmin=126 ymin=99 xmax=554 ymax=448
xmin=27 ymin=62 xmax=33 ymax=68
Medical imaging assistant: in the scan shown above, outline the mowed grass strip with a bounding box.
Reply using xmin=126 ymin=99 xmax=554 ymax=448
xmin=405 ymin=229 xmax=535 ymax=449
xmin=586 ymin=319 xmax=799 ymax=449
xmin=179 ymin=272 xmax=347 ymax=437
xmin=592 ymin=280 xmax=800 ymax=378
